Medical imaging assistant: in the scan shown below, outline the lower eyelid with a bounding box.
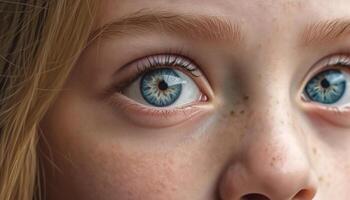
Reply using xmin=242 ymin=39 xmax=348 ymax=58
xmin=300 ymin=101 xmax=350 ymax=128
xmin=107 ymin=93 xmax=212 ymax=128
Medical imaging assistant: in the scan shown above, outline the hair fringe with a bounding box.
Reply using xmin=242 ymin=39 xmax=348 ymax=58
xmin=0 ymin=1 xmax=99 ymax=199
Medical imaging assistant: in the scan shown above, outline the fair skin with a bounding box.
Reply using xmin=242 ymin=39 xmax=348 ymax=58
xmin=41 ymin=0 xmax=350 ymax=199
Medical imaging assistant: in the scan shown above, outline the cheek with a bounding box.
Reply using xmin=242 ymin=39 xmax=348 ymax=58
xmin=74 ymin=142 xmax=185 ymax=199
xmin=40 ymin=92 xmax=226 ymax=200
xmin=42 ymin=121 xmax=194 ymax=200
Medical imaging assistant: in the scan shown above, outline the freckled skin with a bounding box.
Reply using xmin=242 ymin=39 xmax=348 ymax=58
xmin=41 ymin=0 xmax=350 ymax=199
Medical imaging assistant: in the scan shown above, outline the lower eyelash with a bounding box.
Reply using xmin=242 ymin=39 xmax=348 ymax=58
xmin=109 ymin=92 xmax=207 ymax=116
xmin=325 ymin=106 xmax=350 ymax=115
xmin=106 ymin=93 xmax=210 ymax=127
xmin=301 ymin=96 xmax=350 ymax=116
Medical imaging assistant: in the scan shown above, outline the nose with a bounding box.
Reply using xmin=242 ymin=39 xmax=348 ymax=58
xmin=218 ymin=107 xmax=318 ymax=200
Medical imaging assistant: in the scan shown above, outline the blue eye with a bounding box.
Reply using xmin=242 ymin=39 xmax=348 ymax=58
xmin=140 ymin=68 xmax=183 ymax=107
xmin=304 ymin=69 xmax=346 ymax=104
xmin=123 ymin=66 xmax=202 ymax=108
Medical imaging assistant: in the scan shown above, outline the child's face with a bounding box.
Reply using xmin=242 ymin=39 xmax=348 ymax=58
xmin=41 ymin=0 xmax=350 ymax=199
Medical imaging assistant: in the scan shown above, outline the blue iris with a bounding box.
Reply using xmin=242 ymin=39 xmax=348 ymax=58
xmin=140 ymin=68 xmax=183 ymax=107
xmin=305 ymin=69 xmax=346 ymax=104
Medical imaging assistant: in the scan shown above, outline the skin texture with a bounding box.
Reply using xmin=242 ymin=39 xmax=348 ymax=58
xmin=41 ymin=0 xmax=350 ymax=199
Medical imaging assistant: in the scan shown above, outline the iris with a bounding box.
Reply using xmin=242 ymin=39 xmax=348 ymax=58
xmin=305 ymin=69 xmax=346 ymax=104
xmin=140 ymin=68 xmax=183 ymax=107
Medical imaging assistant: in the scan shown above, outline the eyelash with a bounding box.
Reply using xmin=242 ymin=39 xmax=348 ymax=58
xmin=112 ymin=49 xmax=202 ymax=93
xmin=325 ymin=106 xmax=346 ymax=115
xmin=136 ymin=54 xmax=201 ymax=77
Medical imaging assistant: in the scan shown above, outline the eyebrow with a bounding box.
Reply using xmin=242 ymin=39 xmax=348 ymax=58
xmin=90 ymin=10 xmax=350 ymax=48
xmin=89 ymin=10 xmax=242 ymax=43
xmin=302 ymin=19 xmax=350 ymax=46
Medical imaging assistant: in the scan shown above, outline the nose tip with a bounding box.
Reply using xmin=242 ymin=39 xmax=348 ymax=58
xmin=219 ymin=161 xmax=318 ymax=200
xmin=218 ymin=134 xmax=318 ymax=200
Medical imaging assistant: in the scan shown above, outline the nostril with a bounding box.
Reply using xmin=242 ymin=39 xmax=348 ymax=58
xmin=294 ymin=189 xmax=316 ymax=199
xmin=241 ymin=193 xmax=270 ymax=200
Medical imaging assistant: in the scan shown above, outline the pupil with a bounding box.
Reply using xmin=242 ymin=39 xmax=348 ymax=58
xmin=320 ymin=78 xmax=330 ymax=88
xmin=158 ymin=80 xmax=168 ymax=91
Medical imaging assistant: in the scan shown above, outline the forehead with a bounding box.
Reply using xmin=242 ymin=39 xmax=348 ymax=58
xmin=98 ymin=0 xmax=350 ymax=26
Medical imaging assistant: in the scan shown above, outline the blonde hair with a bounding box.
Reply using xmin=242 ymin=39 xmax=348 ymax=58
xmin=0 ymin=1 xmax=98 ymax=199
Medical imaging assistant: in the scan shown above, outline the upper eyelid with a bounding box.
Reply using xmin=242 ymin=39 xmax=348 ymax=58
xmin=309 ymin=54 xmax=350 ymax=78
xmin=304 ymin=54 xmax=350 ymax=79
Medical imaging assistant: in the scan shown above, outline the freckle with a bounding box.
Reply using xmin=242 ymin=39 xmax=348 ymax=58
xmin=270 ymin=157 xmax=276 ymax=167
xmin=244 ymin=96 xmax=249 ymax=101
xmin=264 ymin=147 xmax=268 ymax=153
xmin=272 ymin=157 xmax=277 ymax=163
xmin=240 ymin=110 xmax=245 ymax=115
xmin=312 ymin=147 xmax=317 ymax=155
xmin=318 ymin=176 xmax=324 ymax=182
xmin=230 ymin=110 xmax=235 ymax=116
